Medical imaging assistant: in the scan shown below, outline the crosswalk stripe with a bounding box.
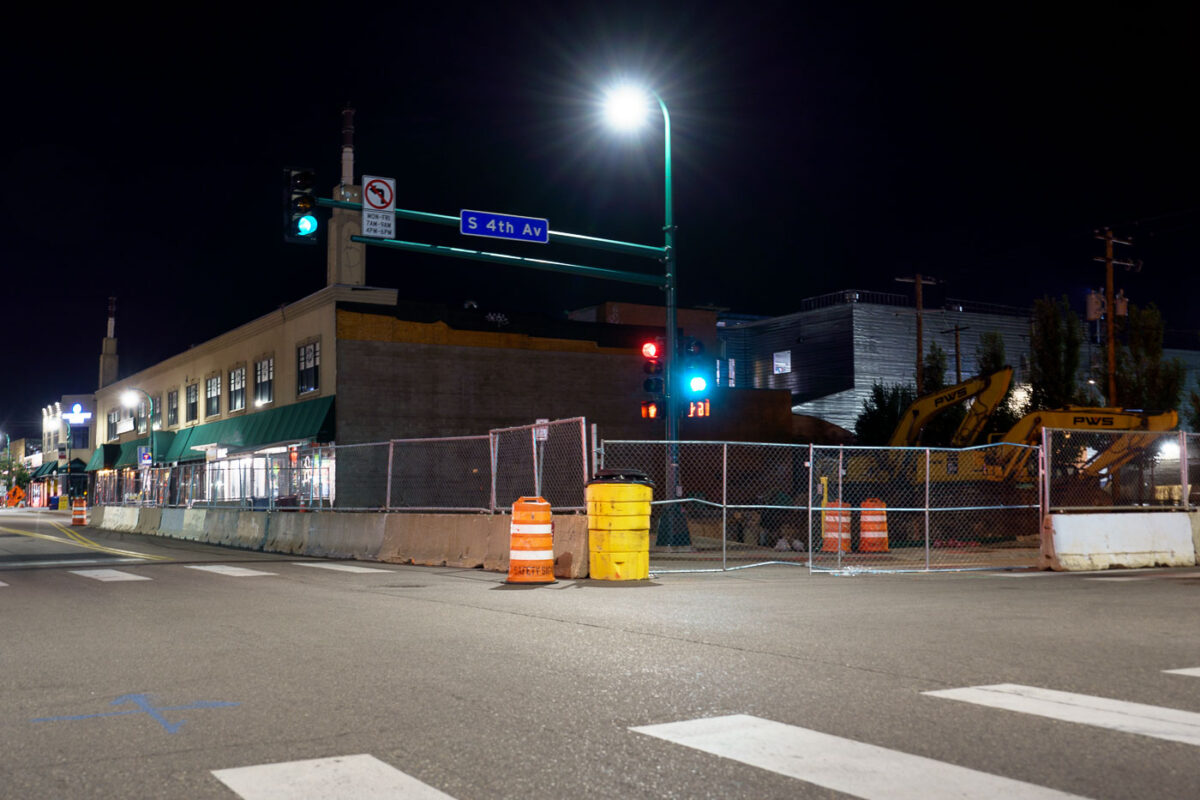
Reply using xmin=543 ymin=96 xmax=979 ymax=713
xmin=185 ymin=565 xmax=276 ymax=577
xmin=924 ymin=684 xmax=1200 ymax=747
xmin=0 ymin=579 xmax=8 ymax=587
xmin=211 ymin=754 xmax=455 ymax=799
xmin=69 ymin=569 xmax=151 ymax=582
xmin=630 ymin=714 xmax=1084 ymax=799
xmin=293 ymin=562 xmax=391 ymax=574
xmin=1164 ymin=667 xmax=1200 ymax=677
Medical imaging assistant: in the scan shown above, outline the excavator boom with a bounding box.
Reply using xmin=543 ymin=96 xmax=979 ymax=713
xmin=888 ymin=367 xmax=1013 ymax=448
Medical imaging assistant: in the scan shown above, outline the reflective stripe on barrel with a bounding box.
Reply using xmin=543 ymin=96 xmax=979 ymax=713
xmin=507 ymin=497 xmax=556 ymax=584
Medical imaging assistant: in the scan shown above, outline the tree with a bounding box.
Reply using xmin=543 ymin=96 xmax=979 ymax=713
xmin=1094 ymin=303 xmax=1186 ymax=411
xmin=1028 ymin=295 xmax=1084 ymax=411
xmin=854 ymin=381 xmax=917 ymax=445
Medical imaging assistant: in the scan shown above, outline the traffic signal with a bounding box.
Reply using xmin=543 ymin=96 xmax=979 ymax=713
xmin=640 ymin=400 xmax=659 ymax=419
xmin=641 ymin=338 xmax=664 ymax=395
xmin=283 ymin=167 xmax=319 ymax=244
xmin=680 ymin=337 xmax=709 ymax=395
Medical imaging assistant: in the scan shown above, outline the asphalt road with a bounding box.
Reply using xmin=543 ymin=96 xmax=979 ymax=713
xmin=1 ymin=508 xmax=1198 ymax=798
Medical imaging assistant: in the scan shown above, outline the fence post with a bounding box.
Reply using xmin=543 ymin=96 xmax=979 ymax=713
xmin=489 ymin=432 xmax=498 ymax=514
xmin=837 ymin=445 xmax=844 ymax=571
xmin=385 ymin=440 xmax=394 ymax=510
xmin=722 ymin=442 xmax=728 ymax=572
xmin=590 ymin=423 xmax=600 ymax=477
xmin=1043 ymin=430 xmax=1052 ymax=516
xmin=579 ymin=419 xmax=590 ymax=488
xmin=1178 ymin=430 xmax=1188 ymax=510
xmin=807 ymin=443 xmax=814 ymax=569
xmin=924 ymin=447 xmax=931 ymax=571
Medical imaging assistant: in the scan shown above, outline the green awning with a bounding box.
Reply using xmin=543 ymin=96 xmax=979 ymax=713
xmin=164 ymin=396 xmax=335 ymax=462
xmin=30 ymin=462 xmax=55 ymax=479
xmin=112 ymin=431 xmax=175 ymax=469
xmin=85 ymin=444 xmax=122 ymax=472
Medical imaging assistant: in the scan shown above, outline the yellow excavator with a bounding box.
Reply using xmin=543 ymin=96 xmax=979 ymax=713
xmin=888 ymin=367 xmax=1014 ymax=447
xmin=981 ymin=407 xmax=1179 ymax=482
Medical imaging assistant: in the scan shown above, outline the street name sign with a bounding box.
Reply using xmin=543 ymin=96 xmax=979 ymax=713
xmin=361 ymin=175 xmax=396 ymax=239
xmin=460 ymin=209 xmax=549 ymax=244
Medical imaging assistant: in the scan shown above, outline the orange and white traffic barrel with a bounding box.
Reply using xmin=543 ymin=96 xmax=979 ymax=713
xmin=859 ymin=498 xmax=889 ymax=552
xmin=71 ymin=497 xmax=87 ymax=526
xmin=507 ymin=496 xmax=556 ymax=584
xmin=821 ymin=501 xmax=851 ymax=553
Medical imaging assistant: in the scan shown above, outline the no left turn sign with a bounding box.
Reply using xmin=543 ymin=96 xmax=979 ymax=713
xmin=361 ymin=175 xmax=396 ymax=238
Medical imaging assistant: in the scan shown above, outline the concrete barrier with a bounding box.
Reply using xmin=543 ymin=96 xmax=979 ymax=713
xmin=306 ymin=513 xmax=387 ymax=560
xmin=265 ymin=512 xmax=312 ymax=554
xmin=204 ymin=510 xmax=242 ymax=548
xmin=235 ymin=512 xmax=269 ymax=551
xmin=378 ymin=512 xmax=588 ymax=578
xmin=181 ymin=509 xmax=207 ymax=541
xmin=1191 ymin=511 xmax=1200 ymax=562
xmin=135 ymin=507 xmax=162 ymax=535
xmin=1041 ymin=512 xmax=1198 ymax=571
xmin=89 ymin=505 xmax=107 ymax=529
xmin=93 ymin=505 xmax=588 ymax=578
xmin=160 ymin=508 xmax=185 ymax=536
xmin=104 ymin=506 xmax=139 ymax=532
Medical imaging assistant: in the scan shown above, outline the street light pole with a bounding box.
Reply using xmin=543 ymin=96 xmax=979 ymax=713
xmin=122 ymin=389 xmax=156 ymax=505
xmin=652 ymin=89 xmax=680 ymax=498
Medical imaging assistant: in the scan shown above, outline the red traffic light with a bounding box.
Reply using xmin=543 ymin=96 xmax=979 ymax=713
xmin=641 ymin=341 xmax=659 ymax=359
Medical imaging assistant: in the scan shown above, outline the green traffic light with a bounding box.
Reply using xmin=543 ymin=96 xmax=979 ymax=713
xmin=688 ymin=375 xmax=707 ymax=393
xmin=296 ymin=215 xmax=319 ymax=236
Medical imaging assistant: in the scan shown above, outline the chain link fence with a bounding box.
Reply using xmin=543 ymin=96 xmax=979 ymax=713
xmin=1044 ymin=429 xmax=1195 ymax=511
xmin=91 ymin=418 xmax=589 ymax=514
xmin=600 ymin=440 xmax=1041 ymax=573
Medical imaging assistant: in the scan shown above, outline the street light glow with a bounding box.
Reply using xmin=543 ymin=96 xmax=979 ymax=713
xmin=603 ymin=86 xmax=649 ymax=131
xmin=121 ymin=390 xmax=140 ymax=409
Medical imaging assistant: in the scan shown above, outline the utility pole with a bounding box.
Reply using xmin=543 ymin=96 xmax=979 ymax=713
xmin=1093 ymin=228 xmax=1136 ymax=407
xmin=941 ymin=324 xmax=971 ymax=383
xmin=896 ymin=273 xmax=938 ymax=390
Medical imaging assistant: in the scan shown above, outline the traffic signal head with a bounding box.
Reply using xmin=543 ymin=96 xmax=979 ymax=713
xmin=283 ymin=167 xmax=319 ymax=244
xmin=680 ymin=337 xmax=709 ymax=394
xmin=641 ymin=338 xmax=665 ymax=395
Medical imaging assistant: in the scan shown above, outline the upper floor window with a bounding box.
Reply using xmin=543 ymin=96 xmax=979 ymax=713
xmin=107 ymin=409 xmax=119 ymax=441
xmin=205 ymin=375 xmax=221 ymax=418
xmin=229 ymin=366 xmax=246 ymax=412
xmin=255 ymin=357 xmax=274 ymax=406
xmin=297 ymin=340 xmax=320 ymax=395
xmin=186 ymin=383 xmax=199 ymax=423
xmin=167 ymin=390 xmax=179 ymax=427
xmin=773 ymin=351 xmax=792 ymax=375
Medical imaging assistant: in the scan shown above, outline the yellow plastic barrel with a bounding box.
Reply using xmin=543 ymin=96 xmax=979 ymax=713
xmin=586 ymin=469 xmax=653 ymax=581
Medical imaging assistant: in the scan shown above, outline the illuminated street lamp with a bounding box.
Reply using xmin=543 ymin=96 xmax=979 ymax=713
xmin=122 ymin=389 xmax=156 ymax=502
xmin=603 ymin=83 xmax=679 ymax=480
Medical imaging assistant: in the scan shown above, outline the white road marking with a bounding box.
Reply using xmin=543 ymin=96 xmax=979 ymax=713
xmin=1084 ymin=577 xmax=1143 ymax=582
xmin=630 ymin=714 xmax=1084 ymax=799
xmin=185 ymin=565 xmax=276 ymax=577
xmin=1164 ymin=667 xmax=1200 ymax=677
xmin=211 ymin=754 xmax=455 ymax=799
xmin=0 ymin=579 xmax=8 ymax=587
xmin=69 ymin=569 xmax=151 ymax=582
xmin=292 ymin=562 xmax=391 ymax=574
xmin=924 ymin=684 xmax=1200 ymax=747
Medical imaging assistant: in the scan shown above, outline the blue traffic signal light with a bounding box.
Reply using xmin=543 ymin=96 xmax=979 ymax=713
xmin=680 ymin=337 xmax=709 ymax=395
xmin=283 ymin=167 xmax=319 ymax=244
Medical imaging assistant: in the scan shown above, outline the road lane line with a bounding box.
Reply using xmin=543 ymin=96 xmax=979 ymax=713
xmin=185 ymin=565 xmax=276 ymax=577
xmin=1164 ymin=668 xmax=1200 ymax=677
xmin=924 ymin=684 xmax=1200 ymax=747
xmin=292 ymin=562 xmax=391 ymax=574
xmin=212 ymin=754 xmax=455 ymax=799
xmin=70 ymin=569 xmax=152 ymax=582
xmin=52 ymin=522 xmax=171 ymax=561
xmin=0 ymin=579 xmax=8 ymax=587
xmin=630 ymin=714 xmax=1085 ymax=799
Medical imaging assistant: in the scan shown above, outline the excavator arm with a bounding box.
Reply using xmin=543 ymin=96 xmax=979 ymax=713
xmin=993 ymin=408 xmax=1178 ymax=481
xmin=888 ymin=367 xmax=1013 ymax=448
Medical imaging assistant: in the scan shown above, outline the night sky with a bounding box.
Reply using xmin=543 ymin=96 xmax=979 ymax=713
xmin=2 ymin=4 xmax=1197 ymax=441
